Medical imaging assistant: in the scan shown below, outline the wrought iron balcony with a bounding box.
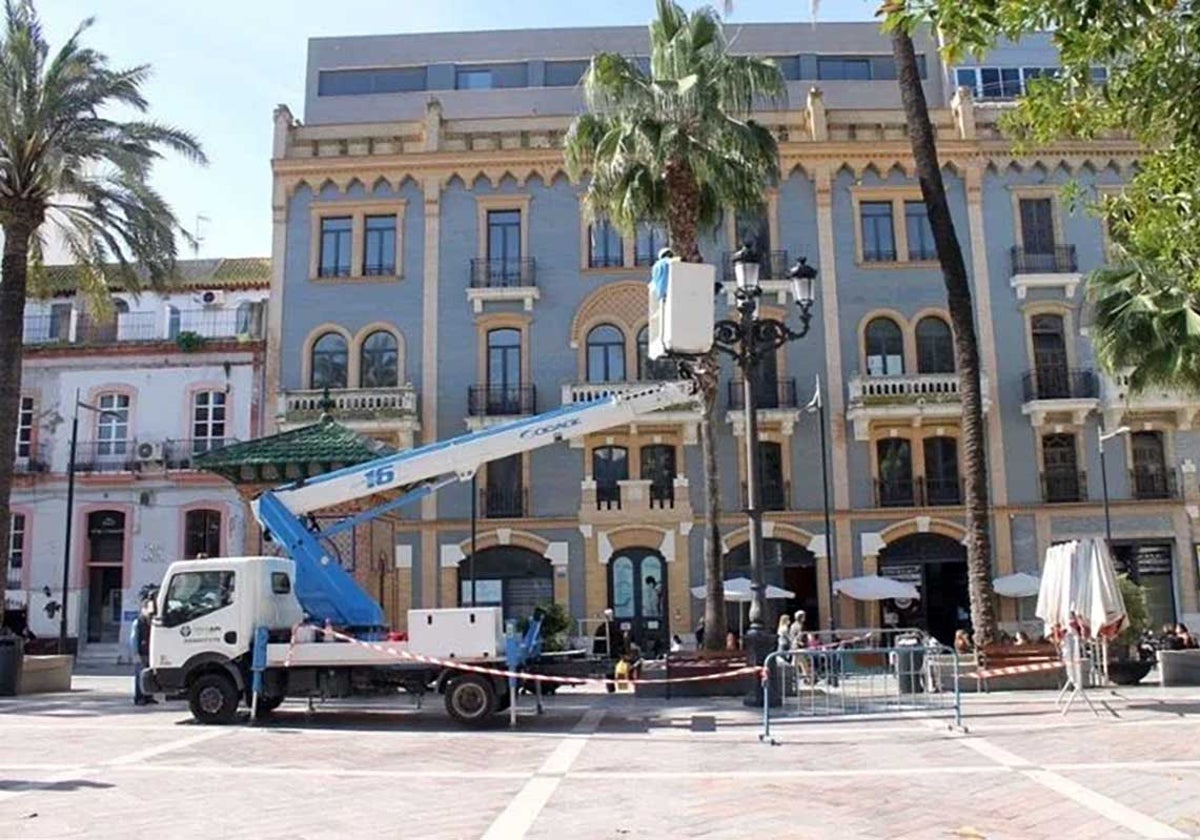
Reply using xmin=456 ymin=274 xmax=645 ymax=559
xmin=1022 ymin=368 xmax=1098 ymax=402
xmin=468 ymin=258 xmax=536 ymax=288
xmin=742 ymin=479 xmax=790 ymax=512
xmin=14 ymin=442 xmax=49 ymax=474
xmin=727 ymin=377 xmax=799 ymax=410
xmin=588 ymin=253 xmax=625 ymax=269
xmin=649 ymin=480 xmax=675 ymax=509
xmin=924 ymin=476 xmax=963 ymax=506
xmin=72 ymin=441 xmax=136 ymax=473
xmin=480 ymin=485 xmax=527 ymax=519
xmin=1010 ymin=245 xmax=1077 ymax=275
xmin=1130 ymin=467 xmax=1178 ymax=501
xmin=875 ymin=477 xmax=919 ymax=508
xmin=468 ymin=384 xmax=536 ymax=417
xmin=722 ymin=250 xmax=791 ymax=282
xmin=595 ymin=482 xmax=622 ymax=510
xmin=1041 ymin=469 xmax=1087 ymax=503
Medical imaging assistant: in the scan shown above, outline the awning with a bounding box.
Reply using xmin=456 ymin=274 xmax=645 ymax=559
xmin=690 ymin=576 xmax=794 ymax=602
xmin=993 ymin=572 xmax=1042 ymax=599
xmin=832 ymin=575 xmax=920 ymax=602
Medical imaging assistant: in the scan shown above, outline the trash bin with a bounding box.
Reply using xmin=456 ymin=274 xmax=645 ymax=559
xmin=894 ymin=634 xmax=924 ymax=694
xmin=0 ymin=635 xmax=25 ymax=696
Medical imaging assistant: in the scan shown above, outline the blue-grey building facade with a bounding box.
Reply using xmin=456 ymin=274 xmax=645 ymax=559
xmin=267 ymin=22 xmax=1199 ymax=647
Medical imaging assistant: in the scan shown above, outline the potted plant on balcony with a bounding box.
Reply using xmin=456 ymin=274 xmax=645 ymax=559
xmin=1106 ymin=575 xmax=1153 ymax=685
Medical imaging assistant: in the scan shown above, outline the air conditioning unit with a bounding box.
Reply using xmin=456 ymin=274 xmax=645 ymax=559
xmin=194 ymin=289 xmax=225 ymax=307
xmin=136 ymin=441 xmax=164 ymax=463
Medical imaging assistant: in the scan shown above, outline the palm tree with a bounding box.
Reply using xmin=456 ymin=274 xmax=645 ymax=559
xmin=890 ymin=28 xmax=998 ymax=645
xmin=1089 ymin=262 xmax=1200 ymax=394
xmin=0 ymin=0 xmax=204 ymax=627
xmin=564 ymin=0 xmax=785 ymax=649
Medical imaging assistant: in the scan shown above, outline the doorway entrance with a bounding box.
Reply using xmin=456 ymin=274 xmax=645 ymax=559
xmin=878 ymin=533 xmax=969 ymax=645
xmin=608 ymin=548 xmax=668 ymax=656
xmin=85 ymin=510 xmax=125 ymax=643
xmin=724 ymin=539 xmax=820 ymax=634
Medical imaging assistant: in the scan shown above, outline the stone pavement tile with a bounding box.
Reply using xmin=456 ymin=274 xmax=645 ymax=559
xmin=981 ymin=721 xmax=1200 ymax=766
xmin=0 ymin=725 xmax=204 ymax=767
xmin=140 ymin=723 xmax=562 ymax=773
xmin=575 ymin=728 xmax=976 ymax=775
xmin=0 ymin=768 xmax=523 ymax=840
xmin=1057 ymin=768 xmax=1200 ymax=838
xmin=528 ymin=769 xmax=1122 ymax=840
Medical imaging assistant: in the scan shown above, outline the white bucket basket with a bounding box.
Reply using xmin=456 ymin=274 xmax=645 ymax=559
xmin=647 ymin=261 xmax=716 ymax=359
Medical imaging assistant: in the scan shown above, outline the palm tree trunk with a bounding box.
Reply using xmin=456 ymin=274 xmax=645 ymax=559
xmin=891 ymin=29 xmax=998 ymax=647
xmin=665 ymin=158 xmax=727 ymax=650
xmin=0 ymin=215 xmax=34 ymax=628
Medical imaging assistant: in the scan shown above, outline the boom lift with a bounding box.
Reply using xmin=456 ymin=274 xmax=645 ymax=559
xmin=142 ymin=380 xmax=699 ymax=726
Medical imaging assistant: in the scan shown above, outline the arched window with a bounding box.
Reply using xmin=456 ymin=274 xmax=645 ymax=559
xmin=865 ymin=317 xmax=904 ymax=375
xmin=915 ymin=316 xmax=954 ymax=374
xmin=360 ymin=330 xmax=399 ymax=388
xmin=586 ymin=324 xmax=626 ymax=383
xmin=311 ymin=332 xmax=348 ymax=389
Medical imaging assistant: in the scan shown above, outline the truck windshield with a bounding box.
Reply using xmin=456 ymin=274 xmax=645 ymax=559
xmin=162 ymin=570 xmax=235 ymax=627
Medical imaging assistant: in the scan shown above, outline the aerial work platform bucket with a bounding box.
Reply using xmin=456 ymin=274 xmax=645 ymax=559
xmin=647 ymin=258 xmax=716 ymax=359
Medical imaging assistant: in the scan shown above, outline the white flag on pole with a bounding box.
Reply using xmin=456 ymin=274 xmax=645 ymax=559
xmin=806 ymin=374 xmax=822 ymax=412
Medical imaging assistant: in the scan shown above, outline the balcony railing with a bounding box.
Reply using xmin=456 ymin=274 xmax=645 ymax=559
xmin=722 ymin=250 xmax=791 ymax=283
xmin=163 ymin=438 xmax=235 ymax=470
xmin=1010 ymin=245 xmax=1078 ymax=275
xmin=283 ymin=386 xmax=418 ymax=423
xmin=1022 ymin=368 xmax=1099 ymax=401
xmin=1041 ymin=469 xmax=1087 ymax=503
xmin=1130 ymin=467 xmax=1178 ymax=501
xmin=23 ymin=307 xmax=263 ymax=346
xmin=468 ymin=384 xmax=536 ymax=417
xmin=649 ymin=480 xmax=675 ymax=509
xmin=849 ymin=373 xmax=962 ymax=405
xmin=14 ymin=442 xmax=49 ymax=474
xmin=588 ymin=253 xmax=625 ymax=269
xmin=925 ymin=476 xmax=963 ymax=506
xmin=728 ymin=378 xmax=799 ymax=410
xmin=875 ymin=477 xmax=919 ymax=508
xmin=480 ymin=486 xmax=527 ymax=519
xmin=468 ymin=258 xmax=536 ymax=288
xmin=72 ymin=441 xmax=136 ymax=473
xmin=742 ymin=480 xmax=790 ymax=512
xmin=595 ymin=482 xmax=622 ymax=510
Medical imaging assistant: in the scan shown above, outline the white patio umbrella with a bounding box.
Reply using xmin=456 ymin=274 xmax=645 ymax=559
xmin=993 ymin=572 xmax=1042 ymax=599
xmin=1035 ymin=539 xmax=1127 ymax=640
xmin=690 ymin=577 xmax=795 ymax=636
xmin=832 ymin=575 xmax=920 ymax=602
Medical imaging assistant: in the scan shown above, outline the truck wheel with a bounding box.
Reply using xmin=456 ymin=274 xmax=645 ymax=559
xmin=189 ymin=672 xmax=239 ymax=725
xmin=444 ymin=674 xmax=497 ymax=726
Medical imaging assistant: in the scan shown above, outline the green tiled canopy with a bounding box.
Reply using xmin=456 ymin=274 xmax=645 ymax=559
xmin=195 ymin=417 xmax=395 ymax=484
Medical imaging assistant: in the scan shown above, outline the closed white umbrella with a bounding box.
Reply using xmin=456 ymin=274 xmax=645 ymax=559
xmin=1036 ymin=539 xmax=1127 ymax=640
xmin=993 ymin=572 xmax=1042 ymax=599
xmin=1081 ymin=539 xmax=1127 ymax=640
xmin=832 ymin=575 xmax=920 ymax=602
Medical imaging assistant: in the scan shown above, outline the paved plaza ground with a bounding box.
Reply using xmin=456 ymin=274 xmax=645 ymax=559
xmin=2 ymin=676 xmax=1200 ymax=839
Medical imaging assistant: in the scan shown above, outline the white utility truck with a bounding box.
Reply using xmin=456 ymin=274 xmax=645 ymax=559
xmin=142 ymin=379 xmax=703 ymax=726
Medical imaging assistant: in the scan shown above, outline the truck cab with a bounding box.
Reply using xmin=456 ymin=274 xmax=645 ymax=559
xmin=144 ymin=557 xmax=302 ymax=708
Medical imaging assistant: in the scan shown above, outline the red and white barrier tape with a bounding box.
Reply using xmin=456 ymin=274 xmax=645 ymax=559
xmin=284 ymin=624 xmax=763 ymax=688
xmin=973 ymin=660 xmax=1065 ymax=679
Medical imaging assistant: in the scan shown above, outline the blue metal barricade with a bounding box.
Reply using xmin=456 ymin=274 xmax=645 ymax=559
xmin=760 ymin=640 xmax=963 ymax=743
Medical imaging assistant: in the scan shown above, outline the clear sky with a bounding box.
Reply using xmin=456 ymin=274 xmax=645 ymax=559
xmin=41 ymin=1 xmax=875 ymax=260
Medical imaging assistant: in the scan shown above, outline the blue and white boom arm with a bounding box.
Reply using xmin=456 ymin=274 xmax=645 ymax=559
xmin=252 ymin=380 xmax=698 ymax=631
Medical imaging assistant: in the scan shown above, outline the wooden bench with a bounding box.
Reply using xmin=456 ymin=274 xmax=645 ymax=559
xmin=973 ymin=643 xmax=1063 ymax=692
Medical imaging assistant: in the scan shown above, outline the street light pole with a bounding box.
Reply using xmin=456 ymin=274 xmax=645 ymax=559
xmin=811 ymin=376 xmax=836 ymax=632
xmin=58 ymin=390 xmax=81 ymax=654
xmin=1098 ymin=415 xmax=1131 ymax=548
xmin=709 ymin=245 xmax=817 ymax=707
xmin=470 ymin=473 xmax=478 ymax=607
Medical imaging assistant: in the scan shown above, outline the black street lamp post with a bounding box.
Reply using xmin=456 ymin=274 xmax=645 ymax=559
xmin=59 ymin=391 xmax=126 ymax=654
xmin=710 ymin=245 xmax=817 ymax=706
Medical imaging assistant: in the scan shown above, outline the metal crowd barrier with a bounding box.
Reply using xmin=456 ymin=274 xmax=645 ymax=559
xmin=760 ymin=639 xmax=963 ymax=742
